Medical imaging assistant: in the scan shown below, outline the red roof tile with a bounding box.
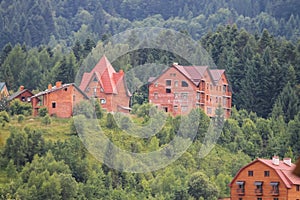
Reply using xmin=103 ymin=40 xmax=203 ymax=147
xmin=79 ymin=55 xmax=125 ymax=94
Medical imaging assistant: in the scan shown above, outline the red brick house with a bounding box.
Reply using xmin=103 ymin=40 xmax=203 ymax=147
xmin=0 ymin=82 xmax=9 ymax=99
xmin=148 ymin=63 xmax=231 ymax=118
xmin=31 ymin=82 xmax=89 ymax=118
xmin=79 ymin=55 xmax=131 ymax=113
xmin=8 ymin=86 xmax=33 ymax=102
xmin=229 ymin=156 xmax=300 ymax=200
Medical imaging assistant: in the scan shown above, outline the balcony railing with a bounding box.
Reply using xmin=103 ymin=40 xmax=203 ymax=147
xmin=270 ymin=189 xmax=279 ymax=196
xmin=236 ymin=188 xmax=245 ymax=195
xmin=255 ymin=189 xmax=263 ymax=195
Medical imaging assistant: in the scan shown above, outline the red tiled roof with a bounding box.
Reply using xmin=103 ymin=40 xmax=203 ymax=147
xmin=229 ymin=158 xmax=300 ymax=188
xmin=79 ymin=55 xmax=125 ymax=94
xmin=173 ymin=64 xmax=209 ymax=85
xmin=210 ymin=69 xmax=225 ymax=84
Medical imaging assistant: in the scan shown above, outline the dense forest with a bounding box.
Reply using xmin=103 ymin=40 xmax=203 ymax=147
xmin=1 ymin=0 xmax=300 ymax=199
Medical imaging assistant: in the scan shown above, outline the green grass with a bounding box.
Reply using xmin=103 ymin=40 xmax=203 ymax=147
xmin=0 ymin=116 xmax=72 ymax=148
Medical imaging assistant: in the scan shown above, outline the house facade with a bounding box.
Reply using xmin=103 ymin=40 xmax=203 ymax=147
xmin=148 ymin=63 xmax=232 ymax=118
xmin=0 ymin=82 xmax=9 ymax=99
xmin=229 ymin=157 xmax=300 ymax=200
xmin=79 ymin=55 xmax=131 ymax=113
xmin=31 ymin=82 xmax=88 ymax=118
xmin=8 ymin=86 xmax=33 ymax=102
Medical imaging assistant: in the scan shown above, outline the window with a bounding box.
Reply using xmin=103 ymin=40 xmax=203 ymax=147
xmin=257 ymin=198 xmax=262 ymax=200
xmin=196 ymin=92 xmax=200 ymax=100
xmin=93 ymin=87 xmax=97 ymax=96
xmin=174 ymin=93 xmax=179 ymax=99
xmin=273 ymin=198 xmax=278 ymax=200
xmin=207 ymin=107 xmax=212 ymax=114
xmin=52 ymin=102 xmax=56 ymax=108
xmin=236 ymin=181 xmax=245 ymax=194
xmin=73 ymin=95 xmax=75 ymax=101
xmin=166 ymin=88 xmax=171 ymax=93
xmin=181 ymin=81 xmax=188 ymax=87
xmin=174 ymin=80 xmax=178 ymax=87
xmin=100 ymin=99 xmax=106 ymax=104
xmin=27 ymin=97 xmax=31 ymax=102
xmin=85 ymin=87 xmax=90 ymax=92
xmin=166 ymin=80 xmax=171 ymax=86
xmin=181 ymin=93 xmax=188 ymax=100
xmin=181 ymin=106 xmax=188 ymax=112
xmin=248 ymin=171 xmax=254 ymax=176
xmin=93 ymin=77 xmax=98 ymax=82
xmin=100 ymin=87 xmax=104 ymax=92
xmin=155 ymin=82 xmax=158 ymax=87
xmin=264 ymin=171 xmax=270 ymax=177
xmin=174 ymin=105 xmax=178 ymax=111
xmin=254 ymin=181 xmax=263 ymax=194
xmin=297 ymin=185 xmax=300 ymax=191
xmin=239 ymin=198 xmax=243 ymax=200
xmin=270 ymin=182 xmax=279 ymax=195
xmin=154 ymin=93 xmax=158 ymax=99
xmin=223 ymin=85 xmax=227 ymax=92
xmin=64 ymin=88 xmax=68 ymax=91
xmin=163 ymin=107 xmax=168 ymax=112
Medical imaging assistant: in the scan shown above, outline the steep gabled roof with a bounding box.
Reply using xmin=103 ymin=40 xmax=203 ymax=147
xmin=229 ymin=158 xmax=300 ymax=189
xmin=79 ymin=55 xmax=124 ymax=94
xmin=8 ymin=89 xmax=33 ymax=101
xmin=148 ymin=64 xmax=211 ymax=86
xmin=210 ymin=69 xmax=225 ymax=85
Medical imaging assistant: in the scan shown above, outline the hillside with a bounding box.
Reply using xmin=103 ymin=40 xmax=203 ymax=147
xmin=0 ymin=0 xmax=300 ymax=48
xmin=0 ymin=1 xmax=300 ymax=199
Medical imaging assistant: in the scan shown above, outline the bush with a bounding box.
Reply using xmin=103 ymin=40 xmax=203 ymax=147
xmin=17 ymin=115 xmax=25 ymax=123
xmin=38 ymin=107 xmax=48 ymax=117
xmin=0 ymin=111 xmax=10 ymax=127
xmin=9 ymin=99 xmax=32 ymax=116
xmin=41 ymin=114 xmax=51 ymax=125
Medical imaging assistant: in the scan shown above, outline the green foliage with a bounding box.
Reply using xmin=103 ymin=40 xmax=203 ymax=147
xmin=9 ymin=99 xmax=32 ymax=116
xmin=41 ymin=114 xmax=51 ymax=125
xmin=188 ymin=172 xmax=219 ymax=200
xmin=73 ymin=100 xmax=93 ymax=118
xmin=0 ymin=111 xmax=10 ymax=127
xmin=106 ymin=113 xmax=117 ymax=129
xmin=38 ymin=107 xmax=48 ymax=117
xmin=17 ymin=115 xmax=25 ymax=123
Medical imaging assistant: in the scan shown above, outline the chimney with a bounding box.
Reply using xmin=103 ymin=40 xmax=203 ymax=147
xmin=283 ymin=158 xmax=292 ymax=167
xmin=48 ymin=84 xmax=52 ymax=90
xmin=119 ymin=69 xmax=124 ymax=74
xmin=20 ymin=85 xmax=24 ymax=91
xmin=56 ymin=81 xmax=62 ymax=88
xmin=272 ymin=156 xmax=280 ymax=165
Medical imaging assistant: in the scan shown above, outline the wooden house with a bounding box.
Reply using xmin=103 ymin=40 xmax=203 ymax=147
xmin=229 ymin=157 xmax=300 ymax=200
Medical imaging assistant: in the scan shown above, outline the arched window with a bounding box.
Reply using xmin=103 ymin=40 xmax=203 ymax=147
xmin=181 ymin=81 xmax=188 ymax=87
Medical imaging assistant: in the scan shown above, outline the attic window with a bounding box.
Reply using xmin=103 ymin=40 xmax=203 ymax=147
xmin=93 ymin=77 xmax=98 ymax=82
xmin=181 ymin=81 xmax=188 ymax=87
xmin=21 ymin=97 xmax=26 ymax=101
xmin=100 ymin=99 xmax=106 ymax=104
xmin=64 ymin=88 xmax=68 ymax=91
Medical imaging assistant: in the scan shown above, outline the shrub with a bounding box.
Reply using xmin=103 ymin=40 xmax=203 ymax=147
xmin=38 ymin=107 xmax=48 ymax=117
xmin=41 ymin=114 xmax=51 ymax=125
xmin=17 ymin=115 xmax=25 ymax=123
xmin=9 ymin=99 xmax=32 ymax=116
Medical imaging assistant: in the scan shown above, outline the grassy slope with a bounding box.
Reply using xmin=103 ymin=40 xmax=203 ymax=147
xmin=0 ymin=116 xmax=72 ymax=188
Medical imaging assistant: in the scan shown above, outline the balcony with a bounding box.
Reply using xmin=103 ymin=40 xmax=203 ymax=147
xmin=255 ymin=188 xmax=263 ymax=196
xmin=270 ymin=189 xmax=279 ymax=196
xmin=236 ymin=188 xmax=245 ymax=195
